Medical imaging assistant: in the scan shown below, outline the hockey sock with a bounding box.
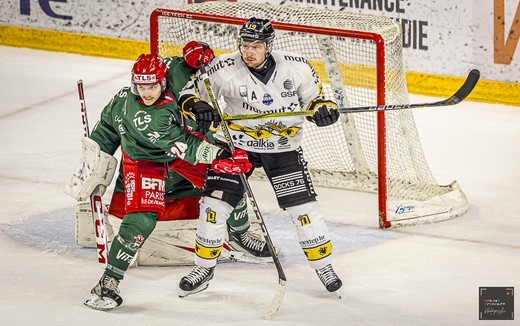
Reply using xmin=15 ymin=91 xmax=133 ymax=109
xmin=105 ymin=212 xmax=158 ymax=279
xmin=226 ymin=195 xmax=250 ymax=233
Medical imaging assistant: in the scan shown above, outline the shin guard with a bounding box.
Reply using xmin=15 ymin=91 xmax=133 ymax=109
xmin=287 ymin=201 xmax=333 ymax=269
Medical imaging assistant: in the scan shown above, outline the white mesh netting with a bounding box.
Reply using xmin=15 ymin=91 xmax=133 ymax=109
xmin=150 ymin=2 xmax=468 ymax=226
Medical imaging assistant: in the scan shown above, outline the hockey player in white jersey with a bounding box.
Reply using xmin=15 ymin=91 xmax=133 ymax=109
xmin=178 ymin=17 xmax=342 ymax=297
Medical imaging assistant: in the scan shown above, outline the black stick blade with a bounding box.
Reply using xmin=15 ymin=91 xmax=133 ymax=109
xmin=447 ymin=69 xmax=480 ymax=105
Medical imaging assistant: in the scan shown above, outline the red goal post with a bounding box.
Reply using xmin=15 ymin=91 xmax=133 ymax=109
xmin=149 ymin=2 xmax=468 ymax=228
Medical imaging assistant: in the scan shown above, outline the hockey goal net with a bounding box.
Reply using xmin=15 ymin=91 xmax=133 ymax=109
xmin=150 ymin=2 xmax=468 ymax=228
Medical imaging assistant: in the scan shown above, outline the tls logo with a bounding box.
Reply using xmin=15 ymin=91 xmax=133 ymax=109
xmin=132 ymin=74 xmax=157 ymax=83
xmin=133 ymin=110 xmax=152 ymax=131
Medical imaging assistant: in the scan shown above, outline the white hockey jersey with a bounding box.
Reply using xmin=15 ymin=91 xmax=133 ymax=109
xmin=180 ymin=50 xmax=322 ymax=153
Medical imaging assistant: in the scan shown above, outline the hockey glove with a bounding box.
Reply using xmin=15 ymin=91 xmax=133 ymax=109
xmin=180 ymin=94 xmax=221 ymax=132
xmin=306 ymin=98 xmax=340 ymax=127
xmin=183 ymin=41 xmax=215 ymax=69
xmin=212 ymin=148 xmax=252 ymax=175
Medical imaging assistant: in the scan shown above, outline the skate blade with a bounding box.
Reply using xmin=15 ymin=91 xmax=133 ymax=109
xmin=178 ymin=282 xmax=210 ymax=298
xmin=84 ymin=295 xmax=118 ymax=311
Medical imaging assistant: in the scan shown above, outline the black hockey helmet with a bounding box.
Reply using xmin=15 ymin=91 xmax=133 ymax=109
xmin=239 ymin=17 xmax=275 ymax=44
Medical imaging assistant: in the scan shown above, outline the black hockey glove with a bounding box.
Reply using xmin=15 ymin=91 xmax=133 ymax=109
xmin=306 ymin=98 xmax=340 ymax=127
xmin=179 ymin=94 xmax=221 ymax=131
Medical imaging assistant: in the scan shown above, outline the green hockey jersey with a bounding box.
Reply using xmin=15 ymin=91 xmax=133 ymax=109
xmin=90 ymin=56 xmax=211 ymax=199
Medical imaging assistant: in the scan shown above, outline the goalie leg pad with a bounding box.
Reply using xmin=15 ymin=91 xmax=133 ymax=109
xmin=75 ymin=201 xmax=92 ymax=247
xmin=286 ymin=201 xmax=333 ymax=269
xmin=64 ymin=137 xmax=117 ymax=201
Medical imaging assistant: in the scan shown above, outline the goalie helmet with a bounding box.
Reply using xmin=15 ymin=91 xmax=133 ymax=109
xmin=131 ymin=53 xmax=167 ymax=95
xmin=239 ymin=17 xmax=275 ymax=44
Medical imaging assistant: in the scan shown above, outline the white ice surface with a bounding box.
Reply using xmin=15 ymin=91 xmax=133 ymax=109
xmin=0 ymin=46 xmax=519 ymax=325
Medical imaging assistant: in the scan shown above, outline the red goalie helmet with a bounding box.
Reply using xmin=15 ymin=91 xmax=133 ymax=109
xmin=131 ymin=53 xmax=167 ymax=94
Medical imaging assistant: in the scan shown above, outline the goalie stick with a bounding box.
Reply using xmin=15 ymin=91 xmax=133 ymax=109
xmin=198 ymin=65 xmax=287 ymax=320
xmin=223 ymin=69 xmax=481 ymax=121
xmin=77 ymin=79 xmax=108 ymax=265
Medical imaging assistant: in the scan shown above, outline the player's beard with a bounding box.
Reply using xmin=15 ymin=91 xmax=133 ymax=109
xmin=243 ymin=55 xmax=267 ymax=69
xmin=142 ymin=95 xmax=159 ymax=106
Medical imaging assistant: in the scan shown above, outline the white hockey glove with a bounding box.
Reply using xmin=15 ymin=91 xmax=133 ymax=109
xmin=195 ymin=142 xmax=251 ymax=175
xmin=64 ymin=137 xmax=117 ymax=201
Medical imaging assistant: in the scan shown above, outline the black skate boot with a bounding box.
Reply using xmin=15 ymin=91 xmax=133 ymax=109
xmin=178 ymin=265 xmax=215 ymax=298
xmin=315 ymin=264 xmax=343 ymax=295
xmin=228 ymin=228 xmax=272 ymax=261
xmin=84 ymin=273 xmax=123 ymax=311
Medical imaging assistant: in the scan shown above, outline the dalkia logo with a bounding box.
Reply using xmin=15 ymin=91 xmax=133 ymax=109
xmin=395 ymin=204 xmax=415 ymax=214
xmin=246 ymin=138 xmax=275 ymax=148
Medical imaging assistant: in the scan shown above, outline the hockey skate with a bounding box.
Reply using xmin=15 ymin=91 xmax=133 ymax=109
xmin=178 ymin=265 xmax=215 ymax=298
xmin=315 ymin=264 xmax=342 ymax=297
xmin=84 ymin=273 xmax=123 ymax=311
xmin=227 ymin=227 xmax=274 ymax=263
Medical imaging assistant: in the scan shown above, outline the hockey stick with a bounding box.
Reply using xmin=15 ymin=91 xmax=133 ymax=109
xmin=198 ymin=65 xmax=287 ymax=320
xmin=223 ymin=69 xmax=481 ymax=121
xmin=77 ymin=79 xmax=108 ymax=265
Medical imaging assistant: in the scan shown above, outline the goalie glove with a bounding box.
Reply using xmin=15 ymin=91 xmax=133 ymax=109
xmin=196 ymin=142 xmax=252 ymax=175
xmin=305 ymin=98 xmax=340 ymax=127
xmin=180 ymin=94 xmax=221 ymax=132
xmin=182 ymin=40 xmax=215 ymax=69
xmin=64 ymin=137 xmax=117 ymax=201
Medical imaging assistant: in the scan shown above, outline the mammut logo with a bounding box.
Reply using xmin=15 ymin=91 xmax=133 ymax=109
xmin=283 ymin=55 xmax=309 ymax=64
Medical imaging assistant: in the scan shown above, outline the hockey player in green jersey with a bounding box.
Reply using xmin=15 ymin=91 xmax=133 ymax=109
xmin=65 ymin=44 xmax=265 ymax=310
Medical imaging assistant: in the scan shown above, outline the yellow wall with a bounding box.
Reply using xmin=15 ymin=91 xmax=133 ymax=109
xmin=1 ymin=24 xmax=518 ymax=106
xmin=0 ymin=25 xmax=148 ymax=60
xmin=406 ymin=70 xmax=519 ymax=107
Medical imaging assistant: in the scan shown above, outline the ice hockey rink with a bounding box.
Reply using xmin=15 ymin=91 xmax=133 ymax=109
xmin=0 ymin=46 xmax=519 ymax=325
